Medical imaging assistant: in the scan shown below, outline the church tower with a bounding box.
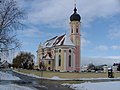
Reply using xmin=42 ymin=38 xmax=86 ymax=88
xmin=70 ymin=4 xmax=81 ymax=72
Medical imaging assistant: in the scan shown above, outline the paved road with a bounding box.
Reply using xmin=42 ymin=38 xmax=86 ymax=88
xmin=11 ymin=71 xmax=73 ymax=90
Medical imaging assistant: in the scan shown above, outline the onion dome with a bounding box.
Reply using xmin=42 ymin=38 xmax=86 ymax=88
xmin=70 ymin=7 xmax=81 ymax=22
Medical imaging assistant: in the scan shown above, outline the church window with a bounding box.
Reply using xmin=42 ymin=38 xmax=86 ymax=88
xmin=59 ymin=49 xmax=61 ymax=53
xmin=64 ymin=50 xmax=66 ymax=52
xmin=58 ymin=55 xmax=61 ymax=66
xmin=69 ymin=49 xmax=71 ymax=53
xmin=69 ymin=55 xmax=72 ymax=67
xmin=48 ymin=61 xmax=51 ymax=64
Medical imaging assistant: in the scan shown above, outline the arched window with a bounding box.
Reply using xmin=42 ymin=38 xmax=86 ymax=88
xmin=59 ymin=49 xmax=61 ymax=53
xmin=71 ymin=25 xmax=73 ymax=33
xmin=48 ymin=61 xmax=51 ymax=64
xmin=69 ymin=49 xmax=71 ymax=53
xmin=76 ymin=28 xmax=78 ymax=33
xmin=71 ymin=29 xmax=73 ymax=33
xmin=69 ymin=55 xmax=72 ymax=67
xmin=58 ymin=55 xmax=61 ymax=66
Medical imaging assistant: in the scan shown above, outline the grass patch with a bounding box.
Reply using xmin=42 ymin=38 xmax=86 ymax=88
xmin=14 ymin=69 xmax=120 ymax=79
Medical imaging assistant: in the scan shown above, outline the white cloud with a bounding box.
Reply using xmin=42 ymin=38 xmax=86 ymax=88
xmin=95 ymin=45 xmax=120 ymax=51
xmin=95 ymin=45 xmax=108 ymax=51
xmin=17 ymin=0 xmax=120 ymax=28
xmin=18 ymin=26 xmax=55 ymax=40
xmin=18 ymin=28 xmax=41 ymax=38
xmin=111 ymin=45 xmax=120 ymax=50
xmin=81 ymin=38 xmax=90 ymax=48
xmin=81 ymin=56 xmax=120 ymax=66
xmin=104 ymin=56 xmax=120 ymax=59
xmin=80 ymin=0 xmax=120 ymax=27
xmin=108 ymin=25 xmax=120 ymax=39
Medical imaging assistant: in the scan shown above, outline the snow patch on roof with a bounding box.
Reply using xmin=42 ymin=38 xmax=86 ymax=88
xmin=63 ymin=35 xmax=75 ymax=46
xmin=43 ymin=36 xmax=58 ymax=48
xmin=41 ymin=34 xmax=74 ymax=48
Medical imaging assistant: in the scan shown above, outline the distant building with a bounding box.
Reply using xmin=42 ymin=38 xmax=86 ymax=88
xmin=37 ymin=6 xmax=81 ymax=72
xmin=0 ymin=60 xmax=10 ymax=68
xmin=112 ymin=66 xmax=117 ymax=72
xmin=103 ymin=66 xmax=108 ymax=72
xmin=81 ymin=65 xmax=88 ymax=72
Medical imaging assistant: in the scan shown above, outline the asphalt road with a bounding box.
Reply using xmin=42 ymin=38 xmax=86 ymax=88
xmin=11 ymin=71 xmax=73 ymax=90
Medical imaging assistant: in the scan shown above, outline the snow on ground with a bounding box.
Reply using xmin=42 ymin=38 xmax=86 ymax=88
xmin=63 ymin=81 xmax=120 ymax=90
xmin=77 ymin=77 xmax=120 ymax=81
xmin=0 ymin=84 xmax=36 ymax=90
xmin=49 ymin=76 xmax=67 ymax=80
xmin=13 ymin=70 xmax=43 ymax=78
xmin=0 ymin=71 xmax=20 ymax=80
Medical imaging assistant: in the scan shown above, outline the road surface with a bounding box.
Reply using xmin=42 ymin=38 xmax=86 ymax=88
xmin=3 ymin=70 xmax=73 ymax=90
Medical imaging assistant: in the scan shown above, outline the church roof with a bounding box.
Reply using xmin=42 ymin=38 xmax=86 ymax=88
xmin=42 ymin=34 xmax=74 ymax=48
xmin=43 ymin=36 xmax=57 ymax=48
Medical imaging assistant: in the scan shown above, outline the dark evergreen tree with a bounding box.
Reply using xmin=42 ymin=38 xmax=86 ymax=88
xmin=12 ymin=51 xmax=35 ymax=69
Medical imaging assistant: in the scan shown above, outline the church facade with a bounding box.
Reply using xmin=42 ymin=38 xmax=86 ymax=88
xmin=37 ymin=6 xmax=81 ymax=72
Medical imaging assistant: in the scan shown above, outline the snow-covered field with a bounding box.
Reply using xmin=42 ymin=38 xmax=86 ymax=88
xmin=0 ymin=71 xmax=20 ymax=80
xmin=0 ymin=71 xmax=36 ymax=90
xmin=63 ymin=81 xmax=120 ymax=90
xmin=0 ymin=84 xmax=36 ymax=90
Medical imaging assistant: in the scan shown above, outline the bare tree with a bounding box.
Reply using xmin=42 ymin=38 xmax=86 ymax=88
xmin=0 ymin=0 xmax=25 ymax=51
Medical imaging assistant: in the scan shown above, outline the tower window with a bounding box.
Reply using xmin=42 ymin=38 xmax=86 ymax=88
xmin=71 ymin=29 xmax=73 ymax=33
xmin=58 ymin=55 xmax=61 ymax=66
xmin=76 ymin=28 xmax=78 ymax=33
xmin=69 ymin=55 xmax=72 ymax=67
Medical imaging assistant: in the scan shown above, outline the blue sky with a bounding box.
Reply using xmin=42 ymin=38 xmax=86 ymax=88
xmin=16 ymin=0 xmax=120 ymax=65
